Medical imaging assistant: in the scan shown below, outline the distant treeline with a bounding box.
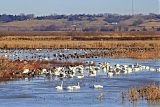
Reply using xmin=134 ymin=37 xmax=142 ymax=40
xmin=0 ymin=13 xmax=160 ymax=23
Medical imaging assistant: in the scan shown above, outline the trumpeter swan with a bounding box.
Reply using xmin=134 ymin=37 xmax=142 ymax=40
xmin=66 ymin=82 xmax=80 ymax=90
xmin=66 ymin=86 xmax=74 ymax=90
xmin=55 ymin=81 xmax=63 ymax=90
xmin=72 ymin=82 xmax=80 ymax=90
xmin=107 ymin=71 xmax=113 ymax=77
xmin=41 ymin=68 xmax=47 ymax=74
xmin=23 ymin=69 xmax=30 ymax=74
xmin=156 ymin=68 xmax=160 ymax=72
xmin=93 ymin=85 xmax=103 ymax=89
xmin=77 ymin=74 xmax=84 ymax=79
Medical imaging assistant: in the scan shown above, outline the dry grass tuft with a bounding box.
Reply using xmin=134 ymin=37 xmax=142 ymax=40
xmin=123 ymin=85 xmax=160 ymax=104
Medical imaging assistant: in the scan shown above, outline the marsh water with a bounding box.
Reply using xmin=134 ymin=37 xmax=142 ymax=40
xmin=0 ymin=49 xmax=160 ymax=107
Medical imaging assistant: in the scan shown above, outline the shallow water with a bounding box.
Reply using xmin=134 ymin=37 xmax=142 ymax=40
xmin=0 ymin=49 xmax=160 ymax=107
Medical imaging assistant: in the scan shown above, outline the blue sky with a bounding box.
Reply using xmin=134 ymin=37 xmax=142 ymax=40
xmin=0 ymin=0 xmax=159 ymax=16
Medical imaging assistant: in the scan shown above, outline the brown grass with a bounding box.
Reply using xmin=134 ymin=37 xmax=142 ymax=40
xmin=0 ymin=31 xmax=160 ymax=37
xmin=0 ymin=19 xmax=66 ymax=27
xmin=0 ymin=57 xmax=84 ymax=81
xmin=123 ymin=85 xmax=160 ymax=104
xmin=140 ymin=21 xmax=160 ymax=27
xmin=0 ymin=40 xmax=160 ymax=49
xmin=0 ymin=57 xmax=38 ymax=81
xmin=0 ymin=31 xmax=160 ymax=59
xmin=0 ymin=40 xmax=159 ymax=59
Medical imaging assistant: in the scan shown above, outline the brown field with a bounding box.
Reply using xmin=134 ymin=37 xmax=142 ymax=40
xmin=0 ymin=31 xmax=160 ymax=59
xmin=0 ymin=18 xmax=108 ymax=29
xmin=140 ymin=21 xmax=160 ymax=27
xmin=0 ymin=19 xmax=66 ymax=27
xmin=0 ymin=31 xmax=160 ymax=37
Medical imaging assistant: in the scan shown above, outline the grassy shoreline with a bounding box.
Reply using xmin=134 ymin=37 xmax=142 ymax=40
xmin=122 ymin=85 xmax=160 ymax=104
xmin=0 ymin=57 xmax=84 ymax=81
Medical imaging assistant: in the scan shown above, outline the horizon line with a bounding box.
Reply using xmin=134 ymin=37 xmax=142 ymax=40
xmin=0 ymin=12 xmax=159 ymax=17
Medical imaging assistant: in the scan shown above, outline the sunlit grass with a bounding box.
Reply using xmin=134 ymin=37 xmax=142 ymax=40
xmin=122 ymin=85 xmax=160 ymax=104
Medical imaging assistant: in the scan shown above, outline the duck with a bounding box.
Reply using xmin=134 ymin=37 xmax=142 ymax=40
xmin=55 ymin=81 xmax=63 ymax=90
xmin=93 ymin=84 xmax=103 ymax=89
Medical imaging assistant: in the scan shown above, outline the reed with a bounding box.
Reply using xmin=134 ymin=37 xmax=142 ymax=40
xmin=0 ymin=31 xmax=160 ymax=37
xmin=123 ymin=85 xmax=160 ymax=104
xmin=0 ymin=40 xmax=160 ymax=49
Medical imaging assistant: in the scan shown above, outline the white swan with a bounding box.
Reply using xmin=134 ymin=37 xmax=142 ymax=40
xmin=23 ymin=68 xmax=30 ymax=74
xmin=41 ymin=68 xmax=47 ymax=74
xmin=72 ymin=82 xmax=80 ymax=90
xmin=68 ymin=72 xmax=75 ymax=78
xmin=55 ymin=81 xmax=63 ymax=90
xmin=93 ymin=85 xmax=103 ymax=89
xmin=77 ymin=74 xmax=84 ymax=79
xmin=66 ymin=86 xmax=74 ymax=90
xmin=150 ymin=67 xmax=156 ymax=72
xmin=66 ymin=82 xmax=80 ymax=90
xmin=156 ymin=68 xmax=160 ymax=72
xmin=107 ymin=71 xmax=114 ymax=77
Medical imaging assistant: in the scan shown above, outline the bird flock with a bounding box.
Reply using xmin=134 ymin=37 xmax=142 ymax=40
xmin=36 ymin=61 xmax=160 ymax=78
xmin=19 ymin=60 xmax=160 ymax=91
xmin=0 ymin=49 xmax=159 ymax=91
xmin=52 ymin=61 xmax=160 ymax=91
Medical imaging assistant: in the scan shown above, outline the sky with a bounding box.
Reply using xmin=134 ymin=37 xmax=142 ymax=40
xmin=0 ymin=0 xmax=159 ymax=16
